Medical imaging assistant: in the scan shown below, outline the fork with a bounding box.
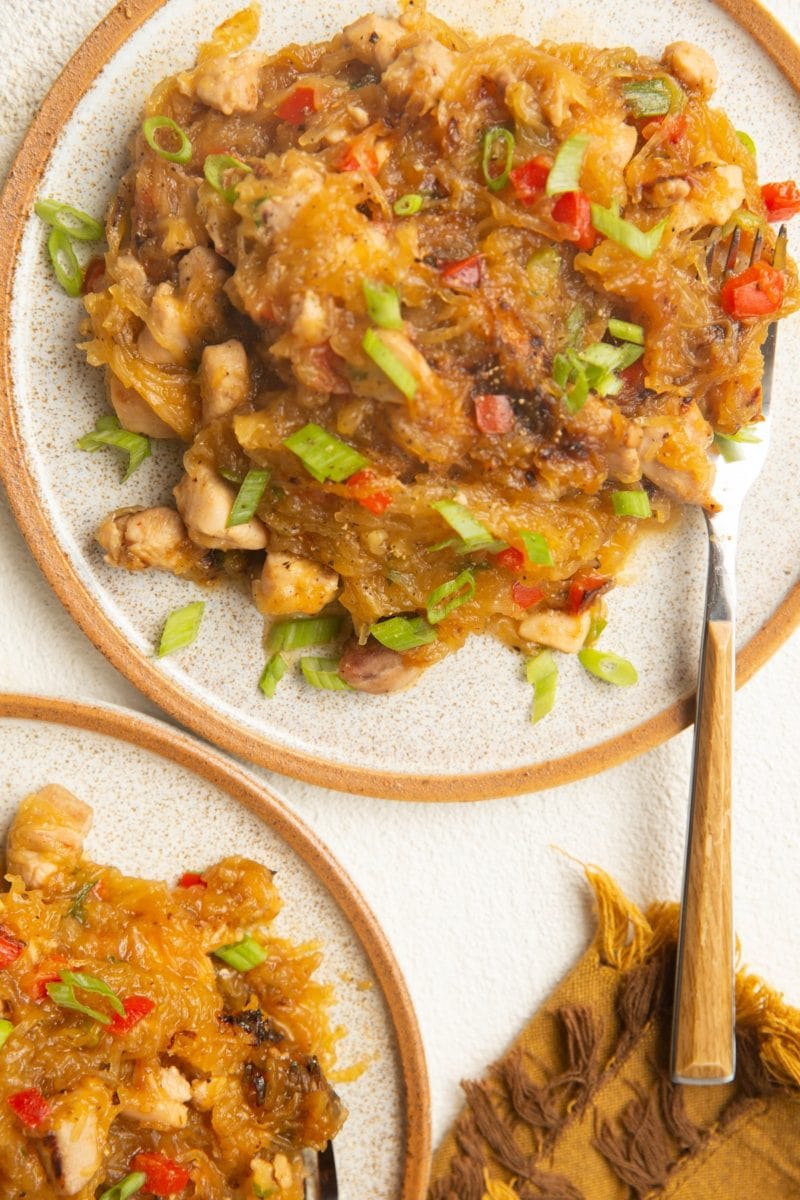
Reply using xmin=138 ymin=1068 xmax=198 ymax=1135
xmin=303 ymin=1143 xmax=339 ymax=1200
xmin=670 ymin=223 xmax=788 ymax=1084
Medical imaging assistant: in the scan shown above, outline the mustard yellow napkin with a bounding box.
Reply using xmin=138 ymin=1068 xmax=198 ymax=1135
xmin=429 ymin=870 xmax=800 ymax=1200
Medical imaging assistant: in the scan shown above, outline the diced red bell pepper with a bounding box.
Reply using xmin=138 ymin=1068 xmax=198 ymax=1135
xmin=131 ymin=1151 xmax=190 ymax=1196
xmin=494 ymin=547 xmax=525 ymax=573
xmin=440 ymin=254 xmax=484 ymax=288
xmin=512 ymin=581 xmax=544 ymax=609
xmin=338 ymin=142 xmax=379 ymax=175
xmin=109 ymin=995 xmax=157 ymax=1038
xmin=346 ymin=468 xmax=393 ymax=515
xmin=509 ymin=156 xmax=552 ymax=205
xmin=551 ymin=191 xmax=597 ymax=251
xmin=178 ymin=872 xmax=207 ymax=889
xmin=474 ymin=394 xmax=515 ymax=434
xmin=8 ymin=1088 xmax=50 ymax=1129
xmin=0 ymin=927 xmax=25 ymax=969
xmin=275 ymin=85 xmax=316 ymax=126
xmin=761 ymin=180 xmax=800 ymax=222
xmin=720 ymin=260 xmax=784 ymax=319
xmin=568 ymin=573 xmax=610 ymax=614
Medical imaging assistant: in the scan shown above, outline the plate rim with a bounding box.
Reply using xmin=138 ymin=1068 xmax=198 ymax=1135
xmin=1 ymin=0 xmax=800 ymax=802
xmin=0 ymin=690 xmax=432 ymax=1198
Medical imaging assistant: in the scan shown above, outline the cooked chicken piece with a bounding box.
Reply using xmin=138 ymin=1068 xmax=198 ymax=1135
xmin=255 ymin=160 xmax=325 ymax=238
xmin=536 ymin=56 xmax=590 ymax=127
xmin=663 ymin=41 xmax=718 ymax=98
xmin=565 ymin=395 xmax=643 ymax=484
xmin=258 ymin=553 xmax=339 ymax=615
xmin=518 ymin=609 xmax=592 ymax=653
xmin=108 ymin=375 xmax=175 ymax=439
xmin=339 ymin=637 xmax=423 ymax=694
xmin=643 ymin=176 xmax=692 ymax=207
xmin=96 ymin=506 xmax=200 ymax=574
xmin=382 ymin=36 xmax=457 ymax=114
xmin=581 ymin=120 xmax=637 ymax=203
xmin=671 ymin=164 xmax=745 ymax=231
xmin=6 ymin=786 xmax=92 ymax=891
xmin=190 ymin=49 xmax=266 ymax=115
xmin=117 ymin=1065 xmax=192 ymax=1130
xmin=42 ymin=1079 xmax=113 ymax=1196
xmin=174 ymin=457 xmax=267 ymax=550
xmin=341 ymin=13 xmax=406 ymax=71
xmin=139 ymin=247 xmax=230 ymax=368
xmin=199 ymin=339 xmax=250 ymax=424
xmin=110 ymin=252 xmax=153 ymax=302
xmin=639 ymin=401 xmax=715 ymax=507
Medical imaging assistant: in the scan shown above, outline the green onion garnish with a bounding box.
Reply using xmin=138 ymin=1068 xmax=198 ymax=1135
xmin=203 ymin=153 xmax=252 ymax=203
xmin=369 ymin=615 xmax=437 ymax=651
xmin=526 ymin=650 xmax=558 ymax=724
xmin=736 ymin=130 xmax=756 ymax=158
xmin=546 ymin=135 xmax=590 ymax=197
xmin=586 ymin=615 xmax=607 ymax=645
xmin=622 ymin=78 xmax=672 ymax=117
xmin=578 ymin=648 xmax=638 ymax=686
xmin=68 ymin=878 xmax=99 ymax=924
xmin=611 ymin=490 xmax=652 ymax=518
xmin=518 ymin=531 xmax=554 ymax=566
xmin=268 ymin=615 xmax=342 ymax=651
xmin=394 ymin=193 xmax=423 ymax=216
xmin=0 ymin=1020 xmax=14 ymax=1050
xmin=226 ymin=468 xmax=270 ymax=527
xmin=142 ymin=115 xmax=192 ymax=164
xmin=212 ymin=935 xmax=267 ymax=971
xmin=46 ymin=970 xmax=125 ymax=1024
xmin=430 ymin=499 xmax=493 ymax=545
xmin=283 ymin=422 xmax=369 ymax=482
xmin=607 ymin=318 xmax=644 ymax=346
xmin=77 ymin=414 xmax=151 ymax=480
xmin=426 ymin=570 xmax=475 ymax=624
xmin=98 ymin=1173 xmax=147 ymax=1200
xmin=157 ymin=601 xmax=205 ymax=658
xmin=259 ymin=652 xmax=288 ymax=698
xmin=713 ymin=426 xmax=761 ymax=462
xmin=591 ymin=203 xmax=667 ymax=260
xmin=362 ymin=279 xmax=403 ymax=330
xmin=35 ymin=198 xmax=103 ymax=242
xmin=565 ymin=303 xmax=585 ymax=347
xmin=47 ymin=227 xmax=83 ymax=297
xmin=362 ymin=329 xmax=418 ymax=399
xmin=300 ymin=657 xmax=353 ymax=691
xmin=481 ymin=126 xmax=515 ymax=192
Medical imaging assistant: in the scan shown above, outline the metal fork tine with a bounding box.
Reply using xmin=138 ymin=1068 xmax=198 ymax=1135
xmin=774 ymin=223 xmax=788 ymax=270
xmin=303 ymin=1144 xmax=339 ymax=1200
xmin=750 ymin=228 xmax=763 ymax=268
xmin=722 ymin=225 xmax=741 ymax=279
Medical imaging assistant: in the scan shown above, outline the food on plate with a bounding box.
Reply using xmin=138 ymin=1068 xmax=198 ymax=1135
xmin=66 ymin=2 xmax=799 ymax=705
xmin=0 ymin=785 xmax=345 ymax=1199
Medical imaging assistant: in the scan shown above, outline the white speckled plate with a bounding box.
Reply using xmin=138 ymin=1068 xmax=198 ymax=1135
xmin=2 ymin=0 xmax=800 ymax=800
xmin=0 ymin=694 xmax=430 ymax=1199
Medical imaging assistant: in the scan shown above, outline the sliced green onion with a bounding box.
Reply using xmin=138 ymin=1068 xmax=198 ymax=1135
xmin=481 ymin=126 xmax=515 ymax=192
xmin=35 ymin=198 xmax=103 ymax=242
xmin=564 ymin=357 xmax=589 ymax=414
xmin=608 ymin=318 xmax=644 ymax=345
xmin=98 ymin=1173 xmax=147 ymax=1200
xmin=546 ymin=135 xmax=590 ymax=196
xmin=578 ymin=647 xmax=638 ymax=686
xmin=457 ymin=537 xmax=508 ymax=555
xmin=300 ymin=657 xmax=353 ymax=691
xmin=362 ymin=329 xmax=418 ymax=399
xmin=203 ymin=153 xmax=252 ymax=203
xmin=426 ymin=570 xmax=475 ymax=624
xmin=259 ymin=652 xmax=288 ymax=698
xmin=622 ymin=78 xmax=672 ymax=117
xmin=586 ymin=615 xmax=607 ymax=645
xmin=142 ymin=115 xmax=192 ymax=164
xmin=526 ymin=246 xmax=562 ymax=296
xmin=362 ymin=279 xmax=403 ymax=330
xmin=157 ymin=601 xmax=205 ymax=658
xmin=552 ymin=352 xmax=571 ymax=389
xmin=526 ymin=650 xmax=558 ymax=724
xmin=370 ymin=615 xmax=437 ymax=651
xmin=47 ymin=227 xmax=83 ymax=297
xmin=77 ymin=414 xmax=151 ymax=480
xmin=430 ymin=499 xmax=493 ymax=544
xmin=0 ymin=1019 xmax=14 ymax=1050
xmin=518 ymin=531 xmax=554 ymax=566
xmin=212 ymin=935 xmax=267 ymax=971
xmin=580 ymin=342 xmax=627 ymax=372
xmin=611 ymin=490 xmax=652 ymax=518
xmin=68 ymin=878 xmax=99 ymax=924
xmin=283 ymin=422 xmax=369 ymax=483
xmin=714 ymin=426 xmax=761 ymax=462
xmin=60 ymin=970 xmax=125 ymax=1016
xmin=268 ymin=615 xmax=342 ymax=652
xmin=394 ymin=193 xmax=423 ymax=216
xmin=716 ymin=425 xmax=761 ymax=445
xmin=616 ymin=343 xmax=645 ymax=370
xmin=219 ymin=468 xmax=244 ymax=484
xmin=46 ymin=969 xmax=122 ymax=1024
xmin=565 ymin=303 xmax=585 ymax=347
xmin=591 ymin=203 xmax=667 ymax=260
xmin=226 ymin=468 xmax=270 ymax=527
xmin=736 ymin=130 xmax=756 ymax=158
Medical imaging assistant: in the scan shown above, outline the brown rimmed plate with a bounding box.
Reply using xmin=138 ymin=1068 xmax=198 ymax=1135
xmin=1 ymin=0 xmax=800 ymax=801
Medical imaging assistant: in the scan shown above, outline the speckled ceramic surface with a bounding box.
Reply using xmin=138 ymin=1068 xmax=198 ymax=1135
xmin=2 ymin=0 xmax=800 ymax=800
xmin=0 ymin=695 xmax=430 ymax=1199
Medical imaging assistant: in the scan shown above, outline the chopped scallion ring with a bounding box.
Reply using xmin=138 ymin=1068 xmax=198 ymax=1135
xmin=283 ymin=422 xmax=369 ymax=482
xmin=565 ymin=303 xmax=585 ymax=347
xmin=212 ymin=935 xmax=267 ymax=971
xmin=607 ymin=318 xmax=644 ymax=345
xmin=591 ymin=203 xmax=667 ymax=260
xmin=77 ymin=414 xmax=151 ymax=480
xmin=586 ymin=615 xmax=607 ymax=645
xmin=481 ymin=126 xmax=515 ymax=192
xmin=142 ymin=115 xmax=192 ymax=164
xmin=97 ymin=1173 xmax=147 ymax=1200
xmin=35 ymin=198 xmax=103 ymax=242
xmin=369 ymin=615 xmax=438 ymax=651
xmin=426 ymin=570 xmax=475 ymax=624
xmin=46 ymin=971 xmax=124 ymax=1025
xmin=526 ymin=650 xmax=558 ymax=724
xmin=736 ymin=130 xmax=756 ymax=158
xmin=203 ymin=153 xmax=251 ymax=203
xmin=59 ymin=971 xmax=125 ymax=1016
xmin=518 ymin=530 xmax=554 ymax=566
xmin=622 ymin=78 xmax=672 ymax=117
xmin=46 ymin=227 xmax=83 ymax=297
xmin=611 ymin=490 xmax=652 ymax=518
xmin=226 ymin=468 xmax=270 ymax=527
xmin=0 ymin=1019 xmax=14 ymax=1050
xmin=268 ymin=615 xmax=343 ymax=652
xmin=259 ymin=652 xmax=288 ymax=698
xmin=362 ymin=328 xmax=418 ymax=399
xmin=157 ymin=601 xmax=205 ymax=657
xmin=362 ymin=279 xmax=403 ymax=329
xmin=300 ymin=656 xmax=353 ymax=690
xmin=430 ymin=500 xmax=496 ymax=553
xmin=46 ymin=981 xmax=110 ymax=1024
xmin=68 ymin=878 xmax=99 ymax=924
xmin=546 ymin=135 xmax=590 ymax=196
xmin=393 ymin=193 xmax=424 ymax=216
xmin=578 ymin=647 xmax=638 ymax=686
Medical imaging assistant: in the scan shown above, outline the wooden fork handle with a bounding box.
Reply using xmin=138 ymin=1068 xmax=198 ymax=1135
xmin=671 ymin=618 xmax=735 ymax=1083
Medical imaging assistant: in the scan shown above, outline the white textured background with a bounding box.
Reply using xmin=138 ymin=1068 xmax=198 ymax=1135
xmin=2 ymin=0 xmax=800 ymax=1152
